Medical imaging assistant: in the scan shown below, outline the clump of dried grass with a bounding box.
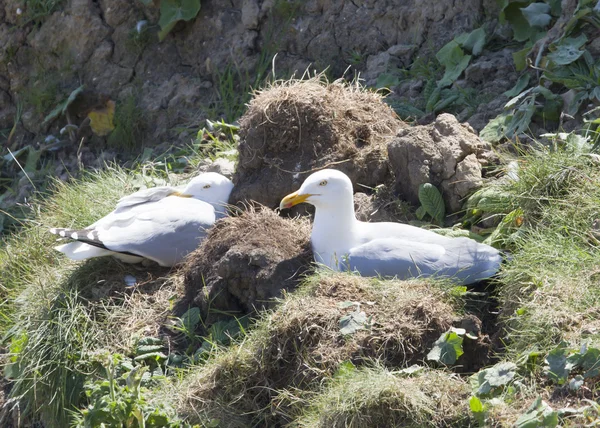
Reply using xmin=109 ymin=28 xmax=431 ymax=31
xmin=182 ymin=205 xmax=313 ymax=317
xmin=176 ymin=271 xmax=473 ymax=426
xmin=294 ymin=364 xmax=471 ymax=428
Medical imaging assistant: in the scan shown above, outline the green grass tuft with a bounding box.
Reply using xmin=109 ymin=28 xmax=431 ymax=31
xmin=107 ymin=95 xmax=146 ymax=152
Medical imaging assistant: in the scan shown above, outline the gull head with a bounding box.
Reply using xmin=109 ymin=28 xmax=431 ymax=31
xmin=180 ymin=172 xmax=234 ymax=205
xmin=279 ymin=169 xmax=353 ymax=210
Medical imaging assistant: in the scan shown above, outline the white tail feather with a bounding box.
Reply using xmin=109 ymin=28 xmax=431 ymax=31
xmin=54 ymin=242 xmax=114 ymax=261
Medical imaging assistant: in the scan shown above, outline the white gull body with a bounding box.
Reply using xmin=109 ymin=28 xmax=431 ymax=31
xmin=280 ymin=169 xmax=502 ymax=285
xmin=50 ymin=172 xmax=234 ymax=266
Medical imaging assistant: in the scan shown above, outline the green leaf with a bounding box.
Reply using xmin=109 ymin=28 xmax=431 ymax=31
xmin=432 ymin=228 xmax=485 ymax=242
xmin=427 ymin=330 xmax=464 ymax=365
xmin=133 ymin=351 xmax=168 ymax=361
xmin=136 ymin=344 xmax=164 ymax=354
xmin=569 ymin=375 xmax=584 ymax=391
xmin=547 ymin=34 xmax=588 ymax=66
xmin=436 ymin=42 xmax=471 ymax=87
xmin=520 ymin=3 xmax=552 ymax=28
xmin=42 ymin=85 xmax=84 ymax=124
xmin=512 ymin=47 xmax=531 ymax=71
xmin=418 ymin=183 xmax=445 ymax=225
xmin=515 ymin=396 xmax=558 ymax=428
xmin=470 ymin=395 xmax=484 ymax=413
xmin=486 ymin=362 xmax=517 ymax=387
xmin=504 ymin=2 xmax=536 ymax=42
xmin=480 ymin=113 xmax=510 ymax=143
xmin=415 ymin=205 xmax=427 ymax=220
xmin=426 ymin=87 xmax=442 ymax=113
xmin=334 ymin=360 xmax=356 ymax=378
xmin=376 ymin=73 xmax=401 ymax=89
xmin=544 ymin=342 xmax=570 ymax=384
xmin=580 ymin=347 xmax=600 ymax=378
xmin=181 ymin=307 xmax=201 ymax=332
xmin=504 ymin=74 xmax=531 ymax=98
xmin=458 ymin=27 xmax=486 ymax=56
xmin=137 ymin=337 xmax=163 ymax=346
xmin=158 ymin=0 xmax=201 ymax=41
xmin=339 ymin=310 xmax=368 ymax=335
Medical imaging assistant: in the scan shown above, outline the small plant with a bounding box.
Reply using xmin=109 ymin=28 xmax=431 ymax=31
xmin=138 ymin=0 xmax=202 ymax=41
xmin=72 ymin=352 xmax=194 ymax=427
xmin=337 ymin=301 xmax=372 ymax=335
xmin=427 ymin=327 xmax=466 ymax=365
xmin=107 ymin=94 xmax=146 ymax=151
xmin=416 ymin=182 xmax=445 ymax=225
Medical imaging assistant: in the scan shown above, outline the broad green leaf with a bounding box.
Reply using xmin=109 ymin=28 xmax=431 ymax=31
xmin=133 ymin=351 xmax=168 ymax=361
xmin=486 ymin=362 xmax=517 ymax=387
xmin=334 ymin=361 xmax=356 ymax=378
xmin=479 ymin=113 xmax=510 ymax=143
xmin=548 ymin=34 xmax=588 ymax=65
xmin=515 ymin=396 xmax=558 ymax=428
xmin=580 ymin=347 xmax=600 ymax=378
xmin=158 ymin=0 xmax=201 ymax=41
xmin=432 ymin=93 xmax=460 ymax=112
xmin=136 ymin=344 xmax=164 ymax=354
xmin=504 ymin=74 xmax=531 ymax=97
xmin=459 ymin=27 xmax=486 ymax=56
xmin=418 ymin=183 xmax=445 ymax=225
xmin=376 ymin=73 xmax=401 ymax=89
xmin=504 ymin=2 xmax=536 ymax=42
xmin=427 ymin=330 xmax=464 ymax=365
xmin=512 ymin=46 xmax=531 ymax=71
xmin=181 ymin=307 xmax=201 ymax=331
xmin=520 ymin=3 xmax=552 ymax=28
xmin=339 ymin=310 xmax=367 ymax=335
xmin=426 ymin=86 xmax=442 ymax=113
xmin=544 ymin=342 xmax=570 ymax=384
xmin=436 ymin=42 xmax=471 ymax=87
xmin=415 ymin=205 xmax=427 ymax=220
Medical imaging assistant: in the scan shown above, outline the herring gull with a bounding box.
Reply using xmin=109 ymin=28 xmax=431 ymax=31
xmin=49 ymin=172 xmax=234 ymax=266
xmin=280 ymin=169 xmax=502 ymax=285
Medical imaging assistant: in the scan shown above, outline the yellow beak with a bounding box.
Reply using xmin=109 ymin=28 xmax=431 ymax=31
xmin=170 ymin=191 xmax=193 ymax=198
xmin=280 ymin=191 xmax=310 ymax=210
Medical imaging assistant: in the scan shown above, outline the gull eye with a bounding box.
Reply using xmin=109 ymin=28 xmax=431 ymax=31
xmin=319 ymin=180 xmax=328 ymax=186
xmin=203 ymin=184 xmax=211 ymax=189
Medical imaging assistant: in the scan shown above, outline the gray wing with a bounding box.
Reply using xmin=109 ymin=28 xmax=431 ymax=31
xmin=97 ymin=198 xmax=216 ymax=266
xmin=346 ymin=237 xmax=501 ymax=285
xmin=114 ymin=185 xmax=181 ymax=212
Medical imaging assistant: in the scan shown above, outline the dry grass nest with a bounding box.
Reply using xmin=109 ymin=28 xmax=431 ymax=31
xmin=177 ymin=272 xmax=482 ymax=426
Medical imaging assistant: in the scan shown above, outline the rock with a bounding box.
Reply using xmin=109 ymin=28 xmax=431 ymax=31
xmin=231 ymin=77 xmax=405 ymax=209
xmin=182 ymin=207 xmax=312 ymax=322
xmin=387 ymin=113 xmax=496 ymax=213
xmin=197 ymin=157 xmax=235 ymax=178
xmin=362 ymin=51 xmax=397 ymax=86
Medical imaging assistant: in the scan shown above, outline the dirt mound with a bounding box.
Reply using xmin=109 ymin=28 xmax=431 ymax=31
xmin=387 ymin=113 xmax=498 ymax=213
xmin=182 ymin=206 xmax=312 ymax=320
xmin=230 ymin=76 xmax=406 ymax=209
xmin=179 ymin=272 xmax=488 ymax=426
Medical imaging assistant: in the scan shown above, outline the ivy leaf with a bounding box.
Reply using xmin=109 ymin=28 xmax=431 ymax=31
xmin=158 ymin=0 xmax=201 ymax=41
xmin=427 ymin=329 xmax=464 ymax=365
xmin=520 ymin=3 xmax=552 ymax=28
xmin=418 ymin=183 xmax=445 ymax=225
xmin=547 ymin=35 xmax=588 ymax=66
xmin=479 ymin=112 xmax=510 ymax=143
xmin=569 ymin=375 xmax=584 ymax=391
xmin=339 ymin=310 xmax=368 ymax=335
